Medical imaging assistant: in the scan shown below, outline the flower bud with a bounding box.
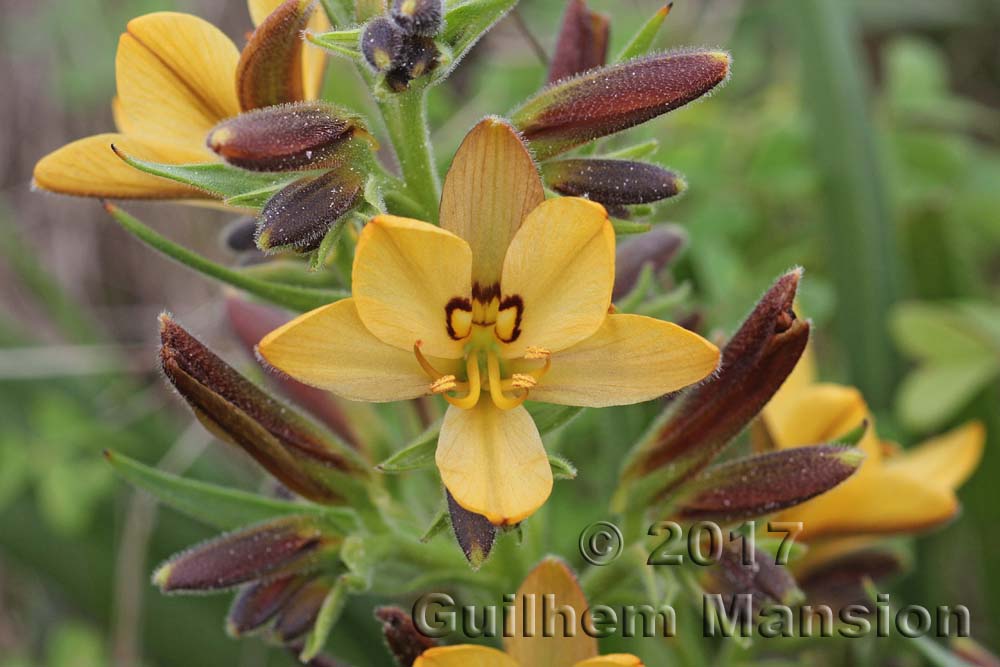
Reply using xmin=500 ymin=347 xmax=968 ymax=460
xmin=391 ymin=0 xmax=444 ymax=36
xmin=385 ymin=36 xmax=441 ymax=92
xmin=376 ymin=607 xmax=439 ymax=666
xmin=207 ymin=101 xmax=368 ymax=172
xmin=542 ymin=159 xmax=685 ymax=206
xmin=547 ymin=0 xmax=609 ymax=83
xmin=448 ymin=490 xmax=495 ymax=570
xmin=622 ymin=270 xmax=809 ymax=498
xmin=675 ymin=445 xmax=864 ymax=524
xmin=273 ymin=577 xmax=333 ymax=642
xmin=256 ymin=168 xmax=365 ymax=252
xmin=153 ymin=517 xmax=333 ymax=592
xmin=361 ymin=16 xmax=404 ymax=72
xmin=705 ymin=542 xmax=803 ymax=610
xmin=228 ymin=575 xmax=306 ymax=636
xmin=613 ymin=225 xmax=686 ymax=301
xmin=512 ymin=49 xmax=731 ymax=160
xmin=159 ymin=314 xmax=367 ymax=505
xmin=237 ymin=0 xmax=316 ymax=109
xmin=794 ymin=543 xmax=906 ymax=609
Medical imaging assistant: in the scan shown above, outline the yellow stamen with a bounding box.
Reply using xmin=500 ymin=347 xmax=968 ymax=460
xmin=443 ymin=355 xmax=482 ymax=409
xmin=487 ymin=352 xmax=528 ymax=410
xmin=430 ymin=375 xmax=458 ymax=394
xmin=510 ymin=373 xmax=537 ymax=390
xmin=413 ymin=341 xmax=444 ymax=381
xmin=524 ymin=346 xmax=551 ymax=359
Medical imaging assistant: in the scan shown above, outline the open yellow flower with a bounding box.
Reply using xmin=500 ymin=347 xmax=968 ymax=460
xmin=33 ymin=0 xmax=327 ymax=200
xmin=761 ymin=344 xmax=984 ymax=541
xmin=258 ymin=119 xmax=720 ymax=525
xmin=415 ymin=558 xmax=644 ymax=667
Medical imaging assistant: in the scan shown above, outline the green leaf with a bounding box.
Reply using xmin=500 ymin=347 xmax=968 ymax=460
xmin=105 ymin=204 xmax=347 ymax=312
xmin=375 ymin=419 xmax=440 ymax=473
xmin=549 ymin=454 xmax=577 ymax=480
xmin=441 ymin=0 xmax=517 ymax=68
xmin=890 ymin=302 xmax=994 ymax=361
xmin=113 ymin=149 xmax=306 ymax=206
xmin=299 ymin=577 xmax=350 ymax=662
xmin=614 ymin=3 xmax=671 ymax=63
xmin=897 ymin=360 xmax=999 ymax=432
xmin=527 ymin=403 xmax=584 ymax=433
xmin=104 ymin=450 xmax=357 ymax=532
xmin=307 ymin=29 xmax=363 ymax=62
xmin=604 ymin=139 xmax=660 ymax=161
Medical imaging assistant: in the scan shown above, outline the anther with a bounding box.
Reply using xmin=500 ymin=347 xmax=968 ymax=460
xmin=524 ymin=346 xmax=551 ymax=359
xmin=510 ymin=374 xmax=537 ymax=390
xmin=430 ymin=375 xmax=458 ymax=394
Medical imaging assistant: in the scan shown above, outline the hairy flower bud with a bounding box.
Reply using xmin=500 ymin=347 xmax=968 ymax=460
xmin=547 ymin=0 xmax=609 ymax=83
xmin=391 ymin=0 xmax=444 ymax=36
xmin=361 ymin=16 xmax=404 ymax=72
xmin=376 ymin=607 xmax=439 ymax=666
xmin=675 ymin=445 xmax=864 ymax=523
xmin=256 ymin=168 xmax=365 ymax=252
xmin=153 ymin=517 xmax=332 ymax=592
xmin=385 ymin=36 xmax=441 ymax=91
xmin=705 ymin=542 xmax=803 ymax=610
xmin=621 ymin=269 xmax=809 ymax=500
xmin=512 ymin=50 xmax=731 ymax=160
xmin=207 ymin=101 xmax=368 ymax=172
xmin=613 ymin=225 xmax=686 ymax=301
xmin=273 ymin=577 xmax=333 ymax=642
xmin=237 ymin=0 xmax=316 ymax=109
xmin=228 ymin=575 xmax=306 ymax=636
xmin=159 ymin=314 xmax=367 ymax=504
xmin=542 ymin=159 xmax=685 ymax=206
xmin=447 ymin=490 xmax=495 ymax=570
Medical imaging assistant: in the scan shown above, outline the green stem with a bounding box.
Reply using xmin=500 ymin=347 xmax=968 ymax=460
xmin=380 ymin=87 xmax=441 ymax=223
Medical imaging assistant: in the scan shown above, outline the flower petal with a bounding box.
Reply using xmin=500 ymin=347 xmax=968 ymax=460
xmin=353 ymin=215 xmax=473 ymax=358
xmin=117 ymin=12 xmax=241 ymax=147
xmin=774 ymin=465 xmax=958 ymax=540
xmin=440 ymin=118 xmax=545 ymax=286
xmin=415 ymin=646 xmax=519 ymax=667
xmin=758 ymin=339 xmax=816 ymax=431
xmin=505 ymin=558 xmax=597 ymax=667
xmin=885 ymin=421 xmax=984 ymax=491
xmin=33 ymin=134 xmax=211 ymax=199
xmin=436 ymin=402 xmax=552 ymax=526
xmin=527 ymin=314 xmax=719 ymax=407
xmin=766 ymin=383 xmax=871 ymax=450
xmin=258 ymin=298 xmax=455 ymax=402
xmin=575 ymin=656 xmax=645 ymax=667
xmin=500 ymin=197 xmax=614 ymax=357
xmin=247 ymin=0 xmax=329 ymax=100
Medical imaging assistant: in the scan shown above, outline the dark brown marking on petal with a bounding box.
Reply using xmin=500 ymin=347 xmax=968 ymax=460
xmin=445 ymin=296 xmax=472 ymax=340
xmin=471 ymin=281 xmax=501 ymax=305
xmin=496 ymin=294 xmax=524 ymax=343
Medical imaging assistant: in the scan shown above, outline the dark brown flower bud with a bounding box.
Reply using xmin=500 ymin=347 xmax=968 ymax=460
xmin=547 ymin=0 xmax=609 ymax=83
xmin=448 ymin=490 xmax=495 ymax=570
xmin=542 ymin=159 xmax=685 ymax=207
xmin=391 ymin=0 xmax=444 ymax=36
xmin=273 ymin=577 xmax=333 ymax=642
xmin=228 ymin=575 xmax=306 ymax=636
xmin=613 ymin=225 xmax=686 ymax=301
xmin=675 ymin=445 xmax=865 ymax=524
xmin=237 ymin=0 xmax=316 ymax=110
xmin=256 ymin=168 xmax=365 ymax=252
xmin=705 ymin=542 xmax=803 ymax=610
xmin=224 ymin=296 xmax=363 ymax=451
xmin=795 ymin=545 xmax=906 ymax=610
xmin=376 ymin=607 xmax=439 ymax=666
xmin=512 ymin=50 xmax=731 ymax=160
xmin=221 ymin=216 xmax=260 ymax=253
xmin=622 ymin=269 xmax=809 ymax=500
xmin=385 ymin=36 xmax=440 ymax=92
xmin=207 ymin=101 xmax=368 ymax=172
xmin=159 ymin=314 xmax=368 ymax=505
xmin=153 ymin=517 xmax=332 ymax=592
xmin=361 ymin=16 xmax=404 ymax=72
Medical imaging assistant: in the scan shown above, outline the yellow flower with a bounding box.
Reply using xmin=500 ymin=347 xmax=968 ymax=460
xmin=33 ymin=0 xmax=327 ymax=200
xmin=414 ymin=558 xmax=644 ymax=667
xmin=258 ymin=119 xmax=720 ymax=525
xmin=761 ymin=344 xmax=984 ymax=542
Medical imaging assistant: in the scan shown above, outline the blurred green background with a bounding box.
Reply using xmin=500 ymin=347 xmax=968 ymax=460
xmin=1 ymin=0 xmax=999 ymax=665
